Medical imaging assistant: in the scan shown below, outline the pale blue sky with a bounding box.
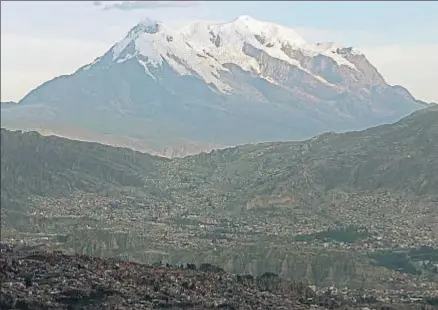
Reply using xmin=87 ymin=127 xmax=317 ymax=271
xmin=198 ymin=1 xmax=438 ymax=46
xmin=1 ymin=1 xmax=437 ymax=102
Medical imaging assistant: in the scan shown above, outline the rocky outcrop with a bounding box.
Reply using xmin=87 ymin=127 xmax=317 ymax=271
xmin=0 ymin=245 xmax=430 ymax=310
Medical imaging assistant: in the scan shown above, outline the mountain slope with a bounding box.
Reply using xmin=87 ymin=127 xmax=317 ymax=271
xmin=1 ymin=16 xmax=427 ymax=155
xmin=1 ymin=106 xmax=437 ymax=289
xmin=2 ymin=105 xmax=437 ymax=209
xmin=175 ymin=105 xmax=438 ymax=209
xmin=0 ymin=129 xmax=169 ymax=203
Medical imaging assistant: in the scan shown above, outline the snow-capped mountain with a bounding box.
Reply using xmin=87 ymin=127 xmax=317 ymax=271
xmin=1 ymin=16 xmax=427 ymax=156
xmin=84 ymin=16 xmax=385 ymax=96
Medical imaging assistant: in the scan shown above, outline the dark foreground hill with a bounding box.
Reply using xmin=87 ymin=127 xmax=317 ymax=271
xmin=0 ymin=244 xmax=326 ymax=310
xmin=0 ymin=244 xmax=433 ymax=310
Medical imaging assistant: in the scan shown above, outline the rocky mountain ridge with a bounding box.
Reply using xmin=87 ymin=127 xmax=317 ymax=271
xmin=1 ymin=16 xmax=428 ymax=156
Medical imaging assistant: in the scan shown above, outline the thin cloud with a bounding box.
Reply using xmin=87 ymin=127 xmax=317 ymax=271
xmin=99 ymin=1 xmax=197 ymax=11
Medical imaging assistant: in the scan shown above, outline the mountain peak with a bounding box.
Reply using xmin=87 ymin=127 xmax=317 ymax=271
xmin=136 ymin=18 xmax=163 ymax=34
xmin=79 ymin=15 xmax=411 ymax=104
xmin=110 ymin=18 xmax=176 ymax=65
xmin=221 ymin=15 xmax=307 ymax=47
xmin=4 ymin=16 xmax=426 ymax=157
xmin=127 ymin=18 xmax=167 ymax=37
